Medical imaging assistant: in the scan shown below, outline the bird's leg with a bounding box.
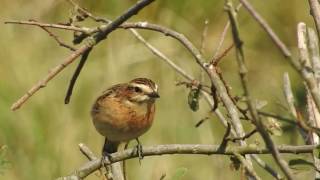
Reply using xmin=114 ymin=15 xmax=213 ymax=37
xmin=135 ymin=138 xmax=144 ymax=163
xmin=102 ymin=152 xmax=113 ymax=179
xmin=101 ymin=139 xmax=118 ymax=179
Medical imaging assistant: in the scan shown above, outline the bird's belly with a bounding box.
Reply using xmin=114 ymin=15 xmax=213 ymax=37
xmin=91 ymin=101 xmax=155 ymax=142
xmin=93 ymin=116 xmax=152 ymax=142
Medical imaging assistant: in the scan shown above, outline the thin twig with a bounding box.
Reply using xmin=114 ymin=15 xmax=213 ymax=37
xmin=10 ymin=45 xmax=90 ymax=110
xmin=212 ymin=4 xmax=242 ymax=60
xmin=129 ymin=29 xmax=193 ymax=81
xmin=200 ymin=19 xmax=209 ymax=55
xmin=238 ymin=0 xmax=291 ymax=58
xmin=64 ymin=48 xmax=92 ymax=104
xmin=218 ymin=122 xmax=232 ymax=152
xmin=9 ymin=0 xmax=156 ymax=110
xmin=195 ymin=117 xmax=210 ymax=128
xmin=239 ymin=0 xmax=320 ymax=112
xmin=283 ymin=72 xmax=298 ymax=118
xmin=67 ymin=0 xmax=110 ymax=23
xmin=258 ymin=111 xmax=295 ymax=125
xmin=307 ymin=27 xmax=320 ymax=178
xmin=38 ymin=25 xmax=76 ymax=51
xmin=212 ymin=44 xmax=234 ymax=65
xmin=128 ymin=19 xmax=275 ymax=178
xmin=297 ymin=22 xmax=320 ymax=113
xmin=79 ymin=143 xmax=107 ymax=180
xmin=226 ymin=129 xmax=257 ymax=142
xmin=308 ymin=0 xmax=320 ymax=39
xmin=233 ymin=153 xmax=262 ymax=180
xmin=225 ymin=1 xmax=294 ymax=179
xmin=296 ymin=110 xmax=320 ymax=137
xmin=4 ymin=20 xmax=88 ymax=33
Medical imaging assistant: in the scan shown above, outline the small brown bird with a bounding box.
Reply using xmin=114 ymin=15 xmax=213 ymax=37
xmin=91 ymin=78 xmax=159 ymax=156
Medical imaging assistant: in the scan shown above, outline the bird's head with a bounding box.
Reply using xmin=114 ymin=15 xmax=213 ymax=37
xmin=126 ymin=78 xmax=159 ymax=103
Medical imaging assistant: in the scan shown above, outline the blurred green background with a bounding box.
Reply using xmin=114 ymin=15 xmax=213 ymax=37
xmin=0 ymin=0 xmax=317 ymax=179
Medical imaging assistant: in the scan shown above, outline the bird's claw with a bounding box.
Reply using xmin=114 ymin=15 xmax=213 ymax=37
xmin=135 ymin=138 xmax=144 ymax=164
xmin=101 ymin=155 xmax=113 ymax=179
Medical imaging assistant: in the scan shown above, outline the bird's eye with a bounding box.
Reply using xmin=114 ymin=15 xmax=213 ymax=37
xmin=134 ymin=87 xmax=142 ymax=93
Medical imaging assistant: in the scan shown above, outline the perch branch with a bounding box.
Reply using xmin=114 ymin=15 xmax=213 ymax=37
xmin=57 ymin=144 xmax=317 ymax=179
xmin=79 ymin=143 xmax=108 ymax=180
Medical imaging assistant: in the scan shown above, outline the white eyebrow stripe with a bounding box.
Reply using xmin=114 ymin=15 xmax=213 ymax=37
xmin=131 ymin=83 xmax=153 ymax=93
xmin=154 ymin=84 xmax=158 ymax=92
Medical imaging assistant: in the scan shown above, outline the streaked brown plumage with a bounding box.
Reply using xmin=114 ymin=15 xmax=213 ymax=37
xmin=91 ymin=78 xmax=159 ymax=155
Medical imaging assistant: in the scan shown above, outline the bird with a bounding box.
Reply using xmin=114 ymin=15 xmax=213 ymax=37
xmin=91 ymin=78 xmax=159 ymax=158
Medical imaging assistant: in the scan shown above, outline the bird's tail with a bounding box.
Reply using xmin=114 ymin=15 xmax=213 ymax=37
xmin=102 ymin=138 xmax=120 ymax=155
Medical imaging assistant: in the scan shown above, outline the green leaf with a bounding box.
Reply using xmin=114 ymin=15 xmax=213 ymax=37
xmin=171 ymin=167 xmax=188 ymax=180
xmin=188 ymin=86 xmax=201 ymax=112
xmin=288 ymin=158 xmax=314 ymax=171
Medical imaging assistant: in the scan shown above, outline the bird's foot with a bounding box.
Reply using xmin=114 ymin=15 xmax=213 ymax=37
xmin=101 ymin=153 xmax=113 ymax=179
xmin=134 ymin=138 xmax=144 ymax=164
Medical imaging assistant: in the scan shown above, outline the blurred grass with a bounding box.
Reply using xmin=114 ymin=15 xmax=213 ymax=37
xmin=0 ymin=0 xmax=317 ymax=179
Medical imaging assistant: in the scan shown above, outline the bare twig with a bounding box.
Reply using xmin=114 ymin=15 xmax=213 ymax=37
xmin=129 ymin=29 xmax=193 ymax=81
xmin=79 ymin=143 xmax=98 ymax=160
xmin=297 ymin=23 xmax=320 ymax=113
xmin=67 ymin=0 xmax=110 ymax=23
xmin=307 ymin=27 xmax=320 ymax=178
xmin=233 ymin=153 xmax=261 ymax=180
xmin=308 ymin=0 xmax=320 ymax=39
xmin=239 ymin=0 xmax=320 ymax=112
xmin=57 ymin=144 xmax=317 ymax=179
xmin=4 ymin=20 xmax=89 ymax=32
xmin=10 ymin=45 xmax=90 ymax=110
xmin=212 ymin=21 xmax=230 ymax=60
xmin=37 ymin=25 xmax=76 ymax=51
xmin=79 ymin=143 xmax=107 ymax=180
xmin=283 ymin=72 xmax=298 ymax=118
xmin=218 ymin=122 xmax=232 ymax=152
xmin=225 ymin=1 xmax=294 ymax=179
xmin=296 ymin=110 xmax=320 ymax=137
xmin=238 ymin=0 xmax=291 ymax=58
xmin=195 ymin=117 xmax=210 ymax=128
xmin=128 ymin=19 xmax=273 ymax=179
xmin=9 ymin=0 xmax=156 ymax=110
xmin=212 ymin=3 xmax=242 ymax=60
xmin=212 ymin=44 xmax=234 ymax=66
xmin=226 ymin=129 xmax=257 ymax=142
xmin=64 ymin=48 xmax=92 ymax=104
xmin=200 ymin=19 xmax=209 ymax=55
xmin=258 ymin=111 xmax=295 ymax=125
xmin=308 ymin=28 xmax=320 ymax=84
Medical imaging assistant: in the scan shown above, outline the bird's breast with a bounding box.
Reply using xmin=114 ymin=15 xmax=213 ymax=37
xmin=91 ymin=97 xmax=155 ymax=141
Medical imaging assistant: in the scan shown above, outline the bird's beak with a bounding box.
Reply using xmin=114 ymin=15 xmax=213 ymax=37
xmin=148 ymin=91 xmax=160 ymax=98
